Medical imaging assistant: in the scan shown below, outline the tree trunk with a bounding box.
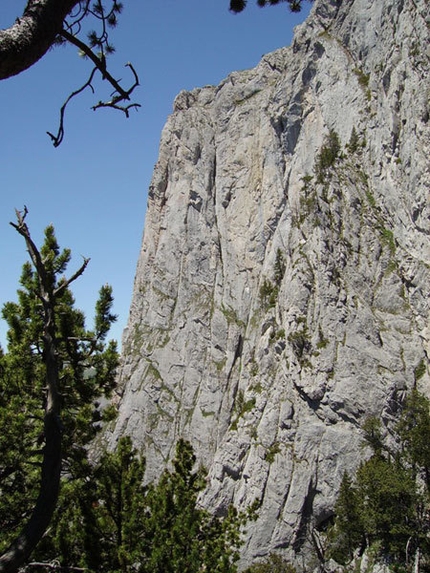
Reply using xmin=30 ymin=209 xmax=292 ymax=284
xmin=0 ymin=416 xmax=62 ymax=573
xmin=0 ymin=0 xmax=79 ymax=80
xmin=0 ymin=325 xmax=62 ymax=573
xmin=0 ymin=211 xmax=65 ymax=573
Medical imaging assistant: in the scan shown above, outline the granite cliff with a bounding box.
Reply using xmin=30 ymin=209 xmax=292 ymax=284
xmin=109 ymin=0 xmax=430 ymax=566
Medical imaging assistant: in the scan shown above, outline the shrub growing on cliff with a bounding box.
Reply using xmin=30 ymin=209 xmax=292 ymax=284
xmin=274 ymin=249 xmax=286 ymax=287
xmin=315 ymin=129 xmax=341 ymax=183
xmin=259 ymin=278 xmax=278 ymax=309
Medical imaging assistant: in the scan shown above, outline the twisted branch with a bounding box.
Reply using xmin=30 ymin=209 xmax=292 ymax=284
xmin=46 ymin=27 xmax=140 ymax=147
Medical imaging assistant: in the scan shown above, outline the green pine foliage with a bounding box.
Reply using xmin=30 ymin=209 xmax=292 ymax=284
xmin=347 ymin=127 xmax=361 ymax=153
xmin=355 ymin=454 xmax=418 ymax=560
xmin=362 ymin=416 xmax=385 ymax=454
xmin=36 ymin=436 xmax=147 ymax=573
xmin=327 ymin=473 xmax=364 ymax=564
xmin=229 ymin=0 xmax=310 ymax=13
xmin=396 ymin=388 xmax=430 ymax=487
xmin=273 ymin=249 xmax=286 ymax=287
xmin=36 ymin=438 xmax=250 ymax=573
xmin=0 ymin=217 xmax=119 ymax=555
xmin=141 ymin=439 xmax=210 ymax=573
xmin=259 ymin=278 xmax=278 ymax=309
xmin=258 ymin=249 xmax=286 ymax=311
xmin=328 ymin=389 xmax=430 ymax=571
xmin=122 ymin=438 xmax=252 ymax=573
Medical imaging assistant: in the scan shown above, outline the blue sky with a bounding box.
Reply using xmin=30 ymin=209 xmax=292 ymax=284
xmin=0 ymin=0 xmax=311 ymax=349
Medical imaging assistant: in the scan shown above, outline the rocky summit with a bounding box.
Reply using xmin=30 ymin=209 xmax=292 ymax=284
xmin=108 ymin=0 xmax=429 ymax=567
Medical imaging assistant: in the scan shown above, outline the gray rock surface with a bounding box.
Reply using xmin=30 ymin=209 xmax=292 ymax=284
xmin=109 ymin=0 xmax=430 ymax=567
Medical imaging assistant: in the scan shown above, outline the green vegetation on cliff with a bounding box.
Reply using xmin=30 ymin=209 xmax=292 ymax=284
xmin=328 ymin=389 xmax=430 ymax=572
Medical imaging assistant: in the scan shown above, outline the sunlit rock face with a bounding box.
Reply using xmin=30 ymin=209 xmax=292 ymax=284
xmin=110 ymin=0 xmax=429 ymax=566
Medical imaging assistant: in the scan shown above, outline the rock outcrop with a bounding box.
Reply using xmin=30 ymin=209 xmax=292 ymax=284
xmin=110 ymin=0 xmax=429 ymax=566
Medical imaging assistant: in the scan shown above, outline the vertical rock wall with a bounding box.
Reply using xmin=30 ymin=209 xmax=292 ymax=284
xmin=110 ymin=0 xmax=430 ymax=565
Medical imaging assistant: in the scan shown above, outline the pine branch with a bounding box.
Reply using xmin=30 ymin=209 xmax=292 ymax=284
xmin=46 ymin=29 xmax=140 ymax=147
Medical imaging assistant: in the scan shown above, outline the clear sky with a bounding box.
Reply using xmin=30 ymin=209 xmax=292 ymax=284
xmin=0 ymin=0 xmax=312 ymax=350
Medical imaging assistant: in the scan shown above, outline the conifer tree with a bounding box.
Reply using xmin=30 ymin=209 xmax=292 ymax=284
xmin=37 ymin=436 xmax=147 ymax=573
xmin=35 ymin=438 xmax=250 ymax=573
xmin=0 ymin=209 xmax=118 ymax=573
xmin=327 ymin=472 xmax=364 ymax=564
xmin=328 ymin=390 xmax=430 ymax=571
xmin=355 ymin=454 xmax=417 ymax=559
xmin=397 ymin=388 xmax=430 ymax=487
xmin=141 ymin=439 xmax=250 ymax=573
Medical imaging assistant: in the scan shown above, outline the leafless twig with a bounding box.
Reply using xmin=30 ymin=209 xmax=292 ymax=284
xmin=46 ymin=67 xmax=97 ymax=147
xmin=92 ymin=62 xmax=140 ymax=115
xmin=46 ymin=28 xmax=140 ymax=147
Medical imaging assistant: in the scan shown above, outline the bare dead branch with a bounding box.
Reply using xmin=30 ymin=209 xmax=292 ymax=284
xmin=92 ymin=63 xmax=141 ymax=117
xmin=60 ymin=30 xmax=140 ymax=104
xmin=10 ymin=207 xmax=48 ymax=293
xmin=46 ymin=30 xmax=140 ymax=146
xmin=54 ymin=257 xmax=90 ymax=297
xmin=1 ymin=1 xmax=138 ymax=146
xmin=47 ymin=67 xmax=97 ymax=148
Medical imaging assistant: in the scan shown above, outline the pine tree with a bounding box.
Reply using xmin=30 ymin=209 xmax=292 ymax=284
xmin=347 ymin=127 xmax=360 ymax=153
xmin=141 ymin=439 xmax=248 ymax=573
xmin=397 ymin=388 xmax=430 ymax=488
xmin=37 ymin=436 xmax=147 ymax=573
xmin=327 ymin=473 xmax=364 ymax=564
xmin=315 ymin=129 xmax=341 ymax=183
xmin=327 ymin=390 xmax=430 ymax=570
xmin=0 ymin=209 xmax=118 ymax=572
xmin=355 ymin=453 xmax=418 ymax=560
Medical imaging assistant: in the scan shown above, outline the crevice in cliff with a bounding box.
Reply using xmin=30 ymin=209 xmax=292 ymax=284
xmin=292 ymin=379 xmax=322 ymax=412
xmin=292 ymin=477 xmax=319 ymax=554
xmin=227 ymin=334 xmax=244 ymax=383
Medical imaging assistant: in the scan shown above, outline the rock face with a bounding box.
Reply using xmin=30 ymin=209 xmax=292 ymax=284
xmin=111 ymin=0 xmax=430 ymax=566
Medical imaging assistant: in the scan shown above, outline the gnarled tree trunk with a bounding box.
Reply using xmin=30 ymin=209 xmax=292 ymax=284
xmin=0 ymin=0 xmax=79 ymax=80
